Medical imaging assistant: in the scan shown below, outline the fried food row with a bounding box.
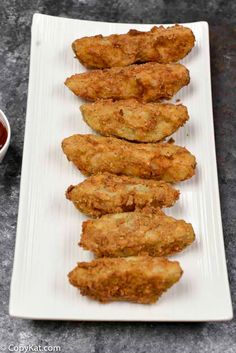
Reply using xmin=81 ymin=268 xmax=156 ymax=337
xmin=81 ymin=99 xmax=189 ymax=142
xmin=72 ymin=24 xmax=195 ymax=69
xmin=68 ymin=256 xmax=183 ymax=304
xmin=62 ymin=134 xmax=196 ymax=183
xmin=80 ymin=209 xmax=195 ymax=258
xmin=65 ymin=25 xmax=196 ymax=305
xmin=66 ymin=173 xmax=179 ymax=217
xmin=65 ymin=62 xmax=190 ymax=102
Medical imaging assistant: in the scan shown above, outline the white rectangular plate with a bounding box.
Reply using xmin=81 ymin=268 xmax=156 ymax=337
xmin=9 ymin=14 xmax=233 ymax=321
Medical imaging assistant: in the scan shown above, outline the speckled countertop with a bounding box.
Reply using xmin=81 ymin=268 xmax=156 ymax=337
xmin=0 ymin=1 xmax=235 ymax=352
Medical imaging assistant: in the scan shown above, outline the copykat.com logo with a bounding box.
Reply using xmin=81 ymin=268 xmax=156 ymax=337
xmin=0 ymin=345 xmax=61 ymax=352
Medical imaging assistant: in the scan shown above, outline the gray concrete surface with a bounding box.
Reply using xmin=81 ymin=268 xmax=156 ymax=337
xmin=0 ymin=1 xmax=235 ymax=352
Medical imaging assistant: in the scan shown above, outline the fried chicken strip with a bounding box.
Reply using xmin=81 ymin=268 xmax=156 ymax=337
xmin=72 ymin=24 xmax=195 ymax=69
xmin=66 ymin=173 xmax=179 ymax=217
xmin=68 ymin=256 xmax=183 ymax=303
xmin=80 ymin=209 xmax=195 ymax=257
xmin=65 ymin=62 xmax=190 ymax=102
xmin=62 ymin=134 xmax=196 ymax=182
xmin=81 ymin=99 xmax=189 ymax=142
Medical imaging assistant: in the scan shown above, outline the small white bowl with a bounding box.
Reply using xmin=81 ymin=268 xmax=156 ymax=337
xmin=0 ymin=109 xmax=11 ymax=163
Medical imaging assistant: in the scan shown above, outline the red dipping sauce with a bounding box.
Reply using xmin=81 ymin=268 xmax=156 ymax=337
xmin=0 ymin=121 xmax=8 ymax=150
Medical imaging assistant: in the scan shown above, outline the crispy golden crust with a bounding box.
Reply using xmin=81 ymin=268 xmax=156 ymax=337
xmin=80 ymin=210 xmax=195 ymax=257
xmin=68 ymin=256 xmax=183 ymax=303
xmin=66 ymin=173 xmax=179 ymax=217
xmin=62 ymin=134 xmax=196 ymax=182
xmin=81 ymin=99 xmax=189 ymax=142
xmin=72 ymin=25 xmax=195 ymax=69
xmin=65 ymin=62 xmax=190 ymax=102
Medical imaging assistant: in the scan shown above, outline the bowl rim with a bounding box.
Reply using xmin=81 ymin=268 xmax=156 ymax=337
xmin=0 ymin=109 xmax=11 ymax=155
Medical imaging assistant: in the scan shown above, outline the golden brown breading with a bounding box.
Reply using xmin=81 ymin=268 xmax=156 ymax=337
xmin=65 ymin=63 xmax=190 ymax=102
xmin=66 ymin=173 xmax=179 ymax=217
xmin=62 ymin=134 xmax=196 ymax=182
xmin=72 ymin=25 xmax=195 ymax=69
xmin=80 ymin=99 xmax=189 ymax=142
xmin=68 ymin=256 xmax=183 ymax=303
xmin=80 ymin=210 xmax=195 ymax=257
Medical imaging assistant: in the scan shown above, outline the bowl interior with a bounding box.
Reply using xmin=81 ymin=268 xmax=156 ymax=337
xmin=0 ymin=110 xmax=11 ymax=154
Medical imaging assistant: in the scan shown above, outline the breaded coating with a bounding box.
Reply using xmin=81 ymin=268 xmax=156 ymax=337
xmin=68 ymin=256 xmax=183 ymax=303
xmin=80 ymin=99 xmax=189 ymax=142
xmin=65 ymin=63 xmax=190 ymax=102
xmin=66 ymin=173 xmax=179 ymax=217
xmin=62 ymin=134 xmax=196 ymax=183
xmin=72 ymin=25 xmax=195 ymax=69
xmin=80 ymin=209 xmax=195 ymax=257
